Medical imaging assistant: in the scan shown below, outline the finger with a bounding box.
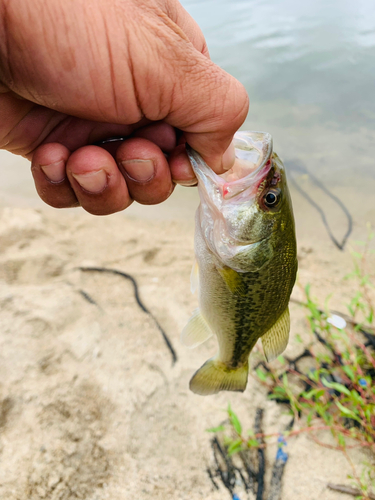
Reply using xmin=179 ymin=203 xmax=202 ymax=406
xmin=168 ymin=144 xmax=197 ymax=186
xmin=116 ymin=138 xmax=174 ymax=205
xmin=132 ymin=122 xmax=176 ymax=153
xmin=31 ymin=143 xmax=79 ymax=208
xmin=66 ymin=146 xmax=132 ymax=215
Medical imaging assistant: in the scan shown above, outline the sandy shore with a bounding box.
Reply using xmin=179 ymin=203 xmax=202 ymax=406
xmin=0 ymin=150 xmax=374 ymax=499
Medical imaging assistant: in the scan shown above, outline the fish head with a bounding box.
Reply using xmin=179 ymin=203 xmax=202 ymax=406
xmin=187 ymin=131 xmax=295 ymax=272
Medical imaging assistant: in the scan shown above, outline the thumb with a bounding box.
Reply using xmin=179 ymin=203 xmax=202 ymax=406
xmin=163 ymin=51 xmax=249 ymax=173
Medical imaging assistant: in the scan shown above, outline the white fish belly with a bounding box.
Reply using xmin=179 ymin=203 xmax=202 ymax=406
xmin=195 ymin=217 xmax=241 ymax=365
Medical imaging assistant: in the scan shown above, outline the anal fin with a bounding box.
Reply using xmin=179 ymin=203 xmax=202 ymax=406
xmin=181 ymin=308 xmax=213 ymax=349
xmin=261 ymin=308 xmax=290 ymax=362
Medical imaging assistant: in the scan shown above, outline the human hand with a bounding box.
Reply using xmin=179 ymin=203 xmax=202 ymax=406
xmin=0 ymin=0 xmax=249 ymax=214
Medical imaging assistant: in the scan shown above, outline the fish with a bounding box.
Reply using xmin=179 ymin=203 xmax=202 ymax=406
xmin=182 ymin=131 xmax=297 ymax=396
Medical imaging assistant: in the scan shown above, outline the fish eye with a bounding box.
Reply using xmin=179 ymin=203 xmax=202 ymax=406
xmin=264 ymin=189 xmax=281 ymax=208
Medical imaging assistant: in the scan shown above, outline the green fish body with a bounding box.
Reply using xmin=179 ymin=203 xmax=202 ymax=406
xmin=182 ymin=132 xmax=297 ymax=396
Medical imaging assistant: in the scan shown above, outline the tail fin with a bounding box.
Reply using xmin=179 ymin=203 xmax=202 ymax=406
xmin=189 ymin=358 xmax=249 ymax=396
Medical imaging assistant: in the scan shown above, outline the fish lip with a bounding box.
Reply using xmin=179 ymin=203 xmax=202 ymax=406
xmin=186 ymin=131 xmax=273 ymax=205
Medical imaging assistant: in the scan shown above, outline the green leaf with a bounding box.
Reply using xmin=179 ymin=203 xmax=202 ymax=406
xmin=342 ymin=365 xmax=355 ymax=381
xmin=227 ymin=438 xmax=243 ymax=456
xmin=303 ymin=388 xmax=325 ymax=400
xmin=308 ymin=369 xmax=320 ymax=383
xmin=322 ymin=379 xmax=351 ymax=396
xmin=206 ymin=425 xmax=225 ymax=433
xmin=351 ymin=251 xmax=363 ymax=259
xmin=335 ymin=401 xmax=361 ymax=423
xmin=364 ymin=407 xmax=372 ymax=422
xmin=307 ymin=411 xmax=313 ymax=425
xmin=247 ymin=439 xmax=259 ymax=448
xmin=255 ymin=367 xmax=268 ymax=382
xmin=228 ymin=405 xmax=242 ymax=435
xmin=337 ymin=433 xmax=346 ymax=448
xmin=350 ymin=390 xmax=364 ymax=405
xmin=367 ymin=309 xmax=374 ymax=324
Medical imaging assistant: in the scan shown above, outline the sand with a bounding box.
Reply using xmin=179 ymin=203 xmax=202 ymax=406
xmin=0 ymin=150 xmax=374 ymax=500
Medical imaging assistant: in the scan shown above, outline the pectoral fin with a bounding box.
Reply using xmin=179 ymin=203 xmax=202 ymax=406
xmin=181 ymin=308 xmax=213 ymax=349
xmin=190 ymin=259 xmax=199 ymax=294
xmin=217 ymin=267 xmax=247 ymax=296
xmin=261 ymin=308 xmax=290 ymax=362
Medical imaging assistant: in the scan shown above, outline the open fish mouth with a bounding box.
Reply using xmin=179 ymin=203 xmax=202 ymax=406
xmin=187 ymin=131 xmax=273 ymax=206
xmin=187 ymin=132 xmax=276 ymax=268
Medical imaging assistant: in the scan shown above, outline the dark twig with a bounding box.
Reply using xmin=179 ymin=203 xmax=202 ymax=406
xmin=266 ymin=432 xmax=289 ymax=500
xmin=211 ymin=437 xmax=236 ymax=494
xmin=206 ymin=467 xmax=219 ymax=491
xmin=266 ymin=459 xmax=287 ymax=500
xmin=78 ymin=266 xmax=177 ymax=365
xmin=327 ymin=482 xmax=375 ymax=499
xmin=254 ymin=408 xmax=265 ymax=500
xmin=288 ymin=160 xmax=352 ymax=251
xmin=78 ymin=289 xmax=100 ymax=307
xmin=239 ymin=449 xmax=257 ymax=493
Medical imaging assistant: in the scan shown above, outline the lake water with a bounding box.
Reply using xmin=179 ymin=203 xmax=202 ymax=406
xmin=181 ymin=0 xmax=375 ymax=179
xmin=0 ymin=0 xmax=374 ymax=245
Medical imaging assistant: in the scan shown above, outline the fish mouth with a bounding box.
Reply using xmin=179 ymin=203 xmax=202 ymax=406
xmin=187 ymin=131 xmax=273 ymax=207
xmin=187 ymin=132 xmax=276 ymax=268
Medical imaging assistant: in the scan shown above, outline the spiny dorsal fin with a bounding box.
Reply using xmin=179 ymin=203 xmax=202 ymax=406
xmin=190 ymin=259 xmax=199 ymax=294
xmin=261 ymin=308 xmax=290 ymax=362
xmin=181 ymin=308 xmax=213 ymax=349
xmin=217 ymin=267 xmax=247 ymax=296
xmin=189 ymin=358 xmax=249 ymax=396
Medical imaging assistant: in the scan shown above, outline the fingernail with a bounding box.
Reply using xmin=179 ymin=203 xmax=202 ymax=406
xmin=222 ymin=142 xmax=236 ymax=171
xmin=120 ymin=159 xmax=155 ymax=182
xmin=175 ymin=178 xmax=198 ymax=187
xmin=40 ymin=160 xmax=65 ymax=183
xmin=72 ymin=170 xmax=107 ymax=194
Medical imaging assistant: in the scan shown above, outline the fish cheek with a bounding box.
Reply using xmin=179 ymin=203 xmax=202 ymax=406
xmin=231 ymin=205 xmax=273 ymax=243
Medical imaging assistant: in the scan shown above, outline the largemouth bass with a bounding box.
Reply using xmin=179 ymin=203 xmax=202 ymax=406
xmin=182 ymin=131 xmax=297 ymax=396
